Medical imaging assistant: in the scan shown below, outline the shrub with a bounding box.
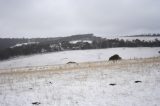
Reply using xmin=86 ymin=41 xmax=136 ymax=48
xmin=109 ymin=54 xmax=122 ymax=61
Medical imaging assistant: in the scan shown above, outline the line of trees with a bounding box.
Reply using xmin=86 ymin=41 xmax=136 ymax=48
xmin=0 ymin=38 xmax=160 ymax=60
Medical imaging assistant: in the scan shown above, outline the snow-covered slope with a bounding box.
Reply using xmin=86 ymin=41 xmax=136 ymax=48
xmin=0 ymin=47 xmax=159 ymax=69
xmin=0 ymin=57 xmax=160 ymax=106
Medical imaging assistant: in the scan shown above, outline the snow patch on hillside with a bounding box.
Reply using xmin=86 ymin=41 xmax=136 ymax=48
xmin=69 ymin=40 xmax=92 ymax=44
xmin=10 ymin=42 xmax=39 ymax=48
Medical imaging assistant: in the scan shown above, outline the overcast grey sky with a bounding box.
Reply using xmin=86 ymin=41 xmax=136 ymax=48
xmin=0 ymin=0 xmax=160 ymax=38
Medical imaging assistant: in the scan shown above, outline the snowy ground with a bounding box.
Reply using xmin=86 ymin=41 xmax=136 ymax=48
xmin=0 ymin=57 xmax=160 ymax=106
xmin=0 ymin=47 xmax=160 ymax=69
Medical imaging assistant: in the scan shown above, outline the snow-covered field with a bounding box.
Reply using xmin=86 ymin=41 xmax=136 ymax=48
xmin=0 ymin=57 xmax=160 ymax=106
xmin=0 ymin=47 xmax=159 ymax=69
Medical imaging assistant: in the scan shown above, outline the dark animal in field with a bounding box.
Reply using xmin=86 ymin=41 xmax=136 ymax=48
xmin=109 ymin=54 xmax=122 ymax=61
xmin=159 ymin=51 xmax=160 ymax=53
xmin=109 ymin=83 xmax=116 ymax=86
xmin=67 ymin=61 xmax=77 ymax=64
xmin=134 ymin=81 xmax=142 ymax=83
xmin=32 ymin=102 xmax=41 ymax=105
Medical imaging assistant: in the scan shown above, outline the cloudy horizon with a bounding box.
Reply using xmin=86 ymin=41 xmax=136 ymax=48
xmin=0 ymin=0 xmax=160 ymax=38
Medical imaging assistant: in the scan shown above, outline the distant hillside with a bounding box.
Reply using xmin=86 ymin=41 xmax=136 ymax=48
xmin=124 ymin=33 xmax=160 ymax=37
xmin=0 ymin=38 xmax=28 ymax=51
xmin=0 ymin=33 xmax=160 ymax=61
xmin=0 ymin=34 xmax=99 ymax=50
